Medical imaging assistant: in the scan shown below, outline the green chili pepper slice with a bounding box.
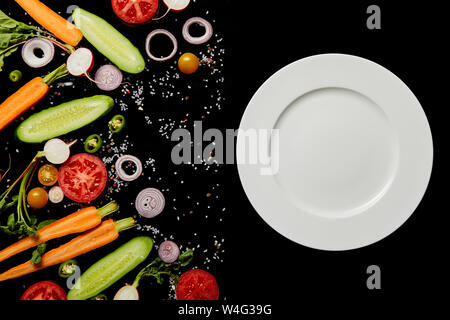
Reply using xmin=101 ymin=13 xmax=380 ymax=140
xmin=9 ymin=70 xmax=22 ymax=82
xmin=108 ymin=115 xmax=126 ymax=133
xmin=90 ymin=294 xmax=108 ymax=300
xmin=84 ymin=134 xmax=103 ymax=153
xmin=58 ymin=259 xmax=78 ymax=278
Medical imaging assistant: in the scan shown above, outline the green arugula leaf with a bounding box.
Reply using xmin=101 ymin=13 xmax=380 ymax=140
xmin=31 ymin=243 xmax=47 ymax=265
xmin=132 ymin=249 xmax=194 ymax=288
xmin=37 ymin=219 xmax=56 ymax=230
xmin=0 ymin=9 xmax=40 ymax=71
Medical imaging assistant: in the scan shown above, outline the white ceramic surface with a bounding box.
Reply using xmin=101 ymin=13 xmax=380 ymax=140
xmin=237 ymin=54 xmax=433 ymax=251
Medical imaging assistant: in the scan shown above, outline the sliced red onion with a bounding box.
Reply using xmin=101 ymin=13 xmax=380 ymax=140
xmin=115 ymin=155 xmax=142 ymax=182
xmin=158 ymin=240 xmax=180 ymax=263
xmin=95 ymin=65 xmax=123 ymax=91
xmin=135 ymin=188 xmax=165 ymax=218
xmin=67 ymin=48 xmax=94 ymax=77
xmin=48 ymin=186 xmax=64 ymax=203
xmin=182 ymin=17 xmax=213 ymax=45
xmin=21 ymin=38 xmax=55 ymax=68
xmin=145 ymin=29 xmax=178 ymax=62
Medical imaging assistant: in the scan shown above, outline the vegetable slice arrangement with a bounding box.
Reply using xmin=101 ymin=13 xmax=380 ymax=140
xmin=0 ymin=0 xmax=223 ymax=301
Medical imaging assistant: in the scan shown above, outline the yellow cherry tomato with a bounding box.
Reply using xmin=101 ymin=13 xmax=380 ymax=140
xmin=178 ymin=53 xmax=200 ymax=75
xmin=27 ymin=187 xmax=48 ymax=209
xmin=38 ymin=164 xmax=59 ymax=186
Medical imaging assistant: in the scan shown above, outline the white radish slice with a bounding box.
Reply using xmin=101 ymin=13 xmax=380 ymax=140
xmin=43 ymin=139 xmax=72 ymax=164
xmin=67 ymin=48 xmax=94 ymax=77
xmin=155 ymin=0 xmax=190 ymax=20
xmin=163 ymin=0 xmax=190 ymax=11
xmin=114 ymin=285 xmax=139 ymax=300
xmin=21 ymin=38 xmax=55 ymax=68
xmin=48 ymin=186 xmax=64 ymax=203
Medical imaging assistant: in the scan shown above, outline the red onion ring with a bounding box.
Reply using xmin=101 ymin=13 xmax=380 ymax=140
xmin=158 ymin=240 xmax=180 ymax=263
xmin=115 ymin=155 xmax=142 ymax=182
xmin=145 ymin=29 xmax=178 ymax=62
xmin=135 ymin=188 xmax=165 ymax=218
xmin=182 ymin=17 xmax=213 ymax=45
xmin=95 ymin=65 xmax=123 ymax=91
xmin=21 ymin=38 xmax=55 ymax=68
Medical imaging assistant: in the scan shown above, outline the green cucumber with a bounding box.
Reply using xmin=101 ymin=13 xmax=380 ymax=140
xmin=67 ymin=237 xmax=153 ymax=300
xmin=16 ymin=95 xmax=114 ymax=143
xmin=73 ymin=8 xmax=145 ymax=74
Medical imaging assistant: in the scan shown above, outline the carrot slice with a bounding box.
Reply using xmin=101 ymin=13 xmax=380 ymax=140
xmin=0 ymin=201 xmax=118 ymax=263
xmin=0 ymin=218 xmax=135 ymax=281
xmin=14 ymin=0 xmax=83 ymax=47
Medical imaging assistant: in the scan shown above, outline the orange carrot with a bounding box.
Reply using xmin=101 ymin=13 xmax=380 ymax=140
xmin=0 ymin=64 xmax=68 ymax=131
xmin=0 ymin=201 xmax=118 ymax=263
xmin=0 ymin=218 xmax=135 ymax=281
xmin=14 ymin=0 xmax=83 ymax=47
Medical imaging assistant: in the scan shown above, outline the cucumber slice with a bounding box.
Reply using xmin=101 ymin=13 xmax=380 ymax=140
xmin=73 ymin=8 xmax=146 ymax=74
xmin=68 ymin=237 xmax=153 ymax=300
xmin=16 ymin=95 xmax=114 ymax=143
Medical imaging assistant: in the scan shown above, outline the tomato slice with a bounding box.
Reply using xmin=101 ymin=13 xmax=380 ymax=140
xmin=176 ymin=269 xmax=219 ymax=300
xmin=112 ymin=0 xmax=159 ymax=24
xmin=58 ymin=153 xmax=107 ymax=203
xmin=21 ymin=281 xmax=67 ymax=300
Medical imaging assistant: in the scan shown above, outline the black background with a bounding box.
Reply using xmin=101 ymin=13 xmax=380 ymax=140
xmin=0 ymin=0 xmax=448 ymax=316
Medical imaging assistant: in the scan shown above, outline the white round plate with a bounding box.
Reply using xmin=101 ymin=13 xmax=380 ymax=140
xmin=237 ymin=54 xmax=433 ymax=251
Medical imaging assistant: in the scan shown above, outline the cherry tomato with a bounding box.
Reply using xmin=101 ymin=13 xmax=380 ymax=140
xmin=21 ymin=281 xmax=67 ymax=300
xmin=27 ymin=187 xmax=48 ymax=209
xmin=58 ymin=153 xmax=107 ymax=203
xmin=176 ymin=269 xmax=219 ymax=300
xmin=38 ymin=164 xmax=59 ymax=186
xmin=112 ymin=0 xmax=159 ymax=24
xmin=178 ymin=53 xmax=200 ymax=75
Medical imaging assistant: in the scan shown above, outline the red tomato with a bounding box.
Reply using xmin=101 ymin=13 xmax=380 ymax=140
xmin=176 ymin=269 xmax=219 ymax=300
xmin=112 ymin=0 xmax=159 ymax=24
xmin=58 ymin=153 xmax=107 ymax=203
xmin=21 ymin=281 xmax=67 ymax=300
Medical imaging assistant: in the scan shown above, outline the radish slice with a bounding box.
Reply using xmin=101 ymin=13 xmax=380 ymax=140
xmin=114 ymin=285 xmax=139 ymax=300
xmin=163 ymin=0 xmax=190 ymax=11
xmin=43 ymin=139 xmax=73 ymax=164
xmin=21 ymin=38 xmax=55 ymax=68
xmin=182 ymin=17 xmax=213 ymax=45
xmin=145 ymin=29 xmax=178 ymax=62
xmin=67 ymin=48 xmax=94 ymax=77
xmin=95 ymin=65 xmax=123 ymax=91
xmin=154 ymin=0 xmax=190 ymax=20
xmin=158 ymin=240 xmax=180 ymax=263
xmin=48 ymin=186 xmax=64 ymax=203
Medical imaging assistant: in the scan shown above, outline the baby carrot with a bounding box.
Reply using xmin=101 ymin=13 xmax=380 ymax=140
xmin=0 ymin=218 xmax=135 ymax=281
xmin=14 ymin=0 xmax=83 ymax=47
xmin=0 ymin=201 xmax=119 ymax=263
xmin=0 ymin=64 xmax=68 ymax=132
